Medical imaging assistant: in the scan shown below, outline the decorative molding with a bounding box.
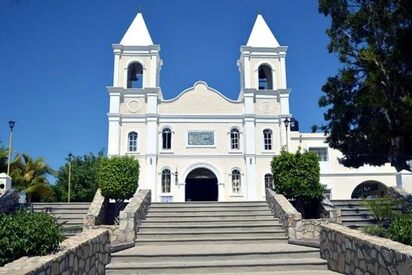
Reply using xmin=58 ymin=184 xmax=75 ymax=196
xmin=126 ymin=100 xmax=141 ymax=113
xmin=259 ymin=100 xmax=273 ymax=113
xmin=161 ymin=81 xmax=241 ymax=104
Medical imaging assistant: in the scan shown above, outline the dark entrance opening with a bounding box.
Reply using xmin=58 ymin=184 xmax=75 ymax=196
xmin=185 ymin=168 xmax=218 ymax=201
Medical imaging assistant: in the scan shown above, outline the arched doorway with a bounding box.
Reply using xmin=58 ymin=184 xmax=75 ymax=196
xmin=185 ymin=168 xmax=218 ymax=201
xmin=351 ymin=181 xmax=389 ymax=199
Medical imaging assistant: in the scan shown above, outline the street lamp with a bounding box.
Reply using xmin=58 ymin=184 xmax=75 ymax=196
xmin=284 ymin=118 xmax=290 ymax=151
xmin=7 ymin=121 xmax=15 ymax=175
xmin=174 ymin=169 xmax=178 ymax=185
xmin=68 ymin=153 xmax=73 ymax=203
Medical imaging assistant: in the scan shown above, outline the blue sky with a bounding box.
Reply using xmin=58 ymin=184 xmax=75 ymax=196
xmin=0 ymin=0 xmax=339 ymax=176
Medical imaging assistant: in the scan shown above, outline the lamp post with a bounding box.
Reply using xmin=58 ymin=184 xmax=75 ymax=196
xmin=174 ymin=169 xmax=178 ymax=185
xmin=67 ymin=153 xmax=73 ymax=203
xmin=284 ymin=118 xmax=290 ymax=151
xmin=7 ymin=121 xmax=15 ymax=175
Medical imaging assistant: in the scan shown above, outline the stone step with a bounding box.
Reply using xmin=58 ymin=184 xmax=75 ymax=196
xmin=135 ymin=236 xmax=288 ymax=245
xmin=106 ymin=257 xmax=328 ymax=274
xmin=56 ymin=220 xmax=83 ymax=225
xmin=331 ymin=199 xmax=364 ymax=206
xmin=144 ymin=216 xmax=277 ymax=222
xmin=148 ymin=206 xmax=270 ymax=212
xmin=339 ymin=208 xmax=372 ymax=215
xmin=341 ymin=215 xmax=374 ymax=221
xmin=46 ymin=213 xmax=88 ymax=219
xmin=141 ymin=220 xmax=279 ymax=226
xmin=137 ymin=231 xmax=286 ymax=240
xmin=342 ymin=220 xmax=375 ymax=227
xmin=139 ymin=226 xmax=283 ymax=234
xmin=31 ymin=203 xmax=90 ymax=209
xmin=146 ymin=212 xmax=272 ymax=218
xmin=139 ymin=223 xmax=281 ymax=231
xmin=170 ymin=272 xmax=338 ymax=275
xmin=139 ymin=227 xmax=282 ymax=234
xmin=33 ymin=208 xmax=89 ymax=214
xmin=112 ymin=243 xmax=320 ymax=262
xmin=150 ymin=202 xmax=268 ymax=208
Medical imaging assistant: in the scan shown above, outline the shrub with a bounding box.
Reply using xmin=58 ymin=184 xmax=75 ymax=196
xmin=363 ymin=224 xmax=387 ymax=238
xmin=387 ymin=214 xmax=412 ymax=245
xmin=0 ymin=211 xmax=64 ymax=267
xmin=98 ymin=156 xmax=139 ymax=224
xmin=362 ymin=197 xmax=403 ymax=226
xmin=271 ymin=150 xmax=324 ymax=218
xmin=98 ymin=156 xmax=139 ymax=200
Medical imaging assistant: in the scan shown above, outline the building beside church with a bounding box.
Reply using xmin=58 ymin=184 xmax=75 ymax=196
xmin=106 ymin=12 xmax=398 ymax=202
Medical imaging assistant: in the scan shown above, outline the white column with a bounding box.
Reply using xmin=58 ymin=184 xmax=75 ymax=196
xmin=218 ymin=183 xmax=225 ymax=201
xmin=280 ymin=57 xmax=287 ymax=89
xmin=113 ymin=50 xmax=121 ymax=87
xmin=243 ymin=89 xmax=257 ymax=201
xmin=145 ymin=155 xmax=157 ymax=201
xmin=244 ymin=116 xmax=256 ymax=201
xmin=243 ymin=53 xmax=251 ymax=89
xmin=150 ymin=52 xmax=158 ymax=88
xmin=107 ymin=117 xmax=120 ymax=156
xmin=146 ymin=92 xmax=159 ymax=201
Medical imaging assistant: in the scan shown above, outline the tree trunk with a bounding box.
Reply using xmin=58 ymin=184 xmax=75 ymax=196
xmin=114 ymin=199 xmax=124 ymax=225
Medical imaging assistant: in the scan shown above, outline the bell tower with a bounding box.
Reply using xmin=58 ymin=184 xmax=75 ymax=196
xmin=112 ymin=12 xmax=162 ymax=89
xmin=238 ymin=14 xmax=288 ymax=92
xmin=107 ymin=12 xmax=162 ymax=199
xmin=238 ymin=14 xmax=291 ymax=200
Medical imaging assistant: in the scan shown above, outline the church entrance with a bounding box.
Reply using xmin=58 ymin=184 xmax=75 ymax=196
xmin=185 ymin=168 xmax=218 ymax=201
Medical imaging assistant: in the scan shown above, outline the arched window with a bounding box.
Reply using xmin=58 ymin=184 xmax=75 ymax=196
xmin=230 ymin=128 xmax=240 ymax=150
xmin=162 ymin=128 xmax=172 ymax=150
xmin=127 ymin=62 xmax=143 ymax=88
xmin=161 ymin=169 xmax=171 ymax=193
xmin=264 ymin=173 xmax=274 ymax=190
xmin=263 ymin=129 xmax=272 ymax=150
xmin=258 ymin=64 xmax=273 ymax=90
xmin=128 ymin=132 xmax=138 ymax=152
xmin=231 ymin=169 xmax=241 ymax=194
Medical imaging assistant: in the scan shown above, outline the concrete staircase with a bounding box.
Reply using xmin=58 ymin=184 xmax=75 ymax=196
xmin=107 ymin=201 xmax=336 ymax=274
xmin=31 ymin=202 xmax=90 ymax=237
xmin=331 ymin=199 xmax=375 ymax=229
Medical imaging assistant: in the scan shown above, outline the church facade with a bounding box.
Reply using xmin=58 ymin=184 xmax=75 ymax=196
xmin=107 ymin=13 xmax=397 ymax=202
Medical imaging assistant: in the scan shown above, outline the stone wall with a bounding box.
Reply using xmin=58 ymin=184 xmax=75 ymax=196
xmin=320 ymin=197 xmax=342 ymax=223
xmin=0 ymin=189 xmax=19 ymax=214
xmin=265 ymin=188 xmax=341 ymax=241
xmin=117 ymin=189 xmax=151 ymax=242
xmin=320 ymin=223 xmax=412 ymax=275
xmin=0 ymin=229 xmax=111 ymax=275
xmin=266 ymin=188 xmax=302 ymax=239
xmin=83 ymin=189 xmax=151 ymax=243
xmin=83 ymin=189 xmax=108 ymax=228
xmin=387 ymin=186 xmax=412 ymax=213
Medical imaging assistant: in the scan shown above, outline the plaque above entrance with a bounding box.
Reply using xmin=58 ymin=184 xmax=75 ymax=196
xmin=187 ymin=131 xmax=215 ymax=147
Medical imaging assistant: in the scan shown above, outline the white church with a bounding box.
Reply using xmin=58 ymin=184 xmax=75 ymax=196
xmin=106 ymin=12 xmax=399 ymax=202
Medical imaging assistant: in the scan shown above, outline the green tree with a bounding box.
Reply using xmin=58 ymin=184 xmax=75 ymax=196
xmin=53 ymin=152 xmax=105 ymax=202
xmin=0 ymin=144 xmax=8 ymax=173
xmin=99 ymin=156 xmax=139 ymax=223
xmin=10 ymin=153 xmax=54 ymax=202
xmin=98 ymin=156 xmax=139 ymax=200
xmin=318 ymin=0 xmax=412 ymax=172
xmin=271 ymin=150 xmax=324 ymax=218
